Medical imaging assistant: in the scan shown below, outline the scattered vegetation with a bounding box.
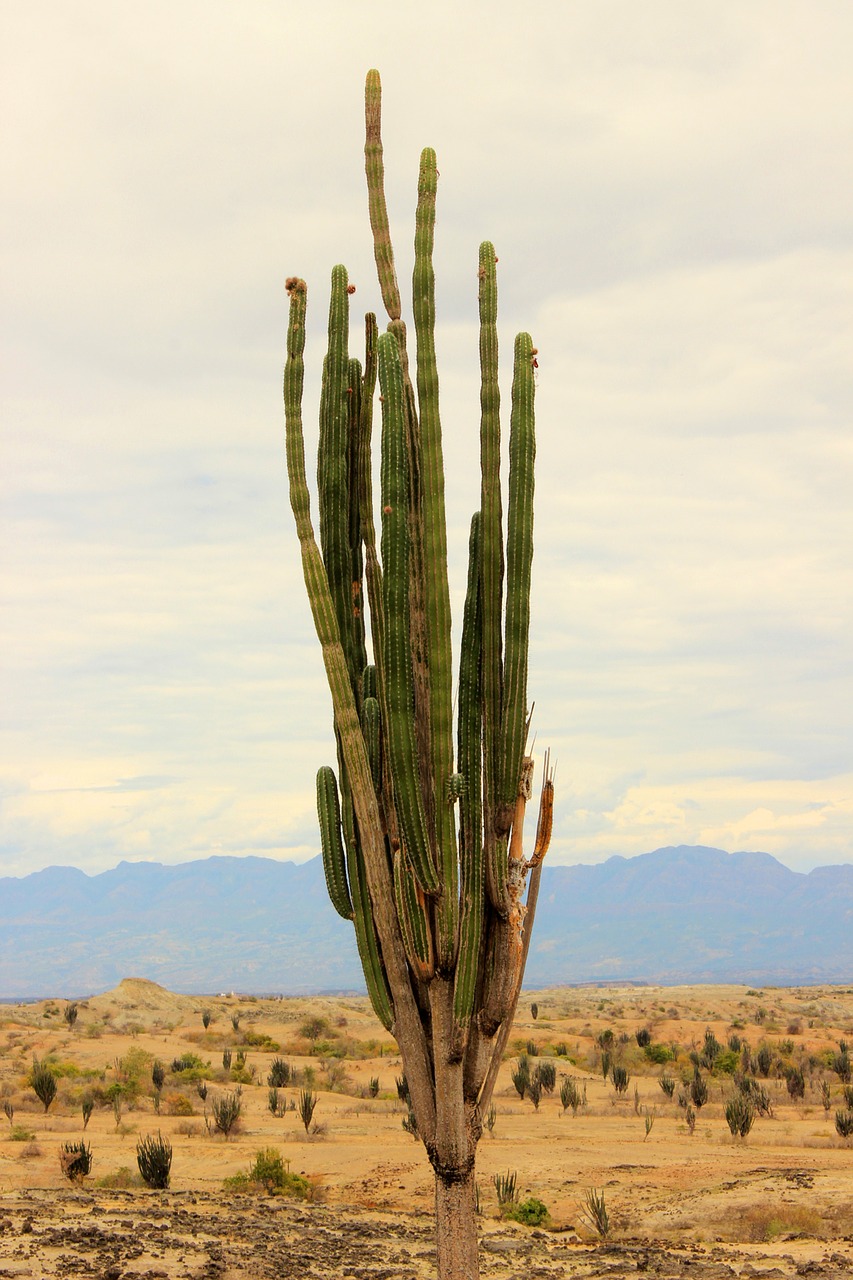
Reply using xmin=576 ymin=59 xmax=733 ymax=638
xmin=136 ymin=1131 xmax=172 ymax=1189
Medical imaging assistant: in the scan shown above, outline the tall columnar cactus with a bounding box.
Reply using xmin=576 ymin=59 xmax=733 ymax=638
xmin=284 ymin=70 xmax=553 ymax=1280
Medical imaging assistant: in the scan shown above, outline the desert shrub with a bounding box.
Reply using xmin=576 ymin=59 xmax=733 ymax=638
xmin=212 ymin=1091 xmax=242 ymax=1137
xmin=644 ymin=1042 xmax=672 ymax=1065
xmin=554 ymin=1042 xmax=569 ymax=1057
xmin=712 ymin=1049 xmax=739 ymax=1075
xmin=298 ymin=1089 xmax=318 ymax=1134
xmin=165 ymin=1092 xmax=194 ymax=1117
xmin=659 ymin=1074 xmax=676 ymax=1098
xmin=94 ymin=1166 xmax=142 ymax=1190
xmin=785 ymin=1066 xmax=806 ymax=1100
xmin=535 ymin=1060 xmax=556 ymax=1093
xmin=170 ymin=1054 xmax=211 ymax=1082
xmin=300 ymin=1016 xmax=331 ymax=1043
xmin=778 ymin=1038 xmax=795 ymax=1056
xmin=224 ymin=1148 xmax=311 ymax=1198
xmin=502 ymin=1196 xmax=550 ymax=1226
xmin=835 ymin=1110 xmax=853 ymax=1139
xmin=242 ymin=1030 xmax=280 ymax=1051
xmin=728 ymin=1033 xmax=742 ymax=1053
xmin=689 ymin=1069 xmax=708 ymax=1110
xmin=635 ymin=1027 xmax=651 ymax=1048
xmin=611 ymin=1064 xmax=630 ymax=1094
xmin=725 ymin=1093 xmax=755 ymax=1138
xmin=30 ymin=1059 xmax=57 ymax=1112
xmin=493 ymin=1170 xmax=517 ymax=1207
xmin=511 ymin=1056 xmax=530 ymax=1099
xmin=231 ymin=1012 xmax=241 ymax=1032
xmin=59 ymin=1140 xmax=92 ymax=1181
xmin=832 ymin=1049 xmax=851 ymax=1083
xmin=9 ymin=1125 xmax=36 ymax=1142
xmin=755 ymin=1045 xmax=774 ymax=1077
xmin=525 ymin=1039 xmax=539 ymax=1057
xmin=580 ymin=1187 xmax=609 ymax=1238
xmin=136 ymin=1132 xmax=172 ymax=1189
xmin=737 ymin=1203 xmax=823 ymax=1242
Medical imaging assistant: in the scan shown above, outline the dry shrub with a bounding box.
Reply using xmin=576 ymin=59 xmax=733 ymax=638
xmin=165 ymin=1091 xmax=194 ymax=1116
xmin=735 ymin=1203 xmax=823 ymax=1242
xmin=20 ymin=1141 xmax=42 ymax=1159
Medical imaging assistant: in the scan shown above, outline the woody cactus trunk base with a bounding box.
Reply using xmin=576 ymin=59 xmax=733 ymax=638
xmin=284 ymin=70 xmax=553 ymax=1280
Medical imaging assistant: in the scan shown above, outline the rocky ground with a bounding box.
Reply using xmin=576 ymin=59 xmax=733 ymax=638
xmin=1 ymin=1187 xmax=852 ymax=1280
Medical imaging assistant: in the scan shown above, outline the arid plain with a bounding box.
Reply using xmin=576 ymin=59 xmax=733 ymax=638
xmin=1 ymin=978 xmax=852 ymax=1278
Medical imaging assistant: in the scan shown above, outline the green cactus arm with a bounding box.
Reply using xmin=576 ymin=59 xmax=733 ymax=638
xmin=413 ymin=145 xmax=458 ymax=970
xmin=318 ymin=265 xmax=357 ymax=695
xmin=347 ymin=837 xmax=394 ymax=1030
xmin=500 ymin=332 xmax=536 ymax=810
xmin=316 ymin=766 xmax=353 ymax=920
xmin=361 ymin=695 xmax=382 ymax=794
xmin=393 ymin=847 xmax=436 ymax=983
xmin=347 ymin=355 xmax=368 ymax=687
xmin=364 ymin=70 xmax=401 ymax=321
xmin=477 ymin=242 xmax=508 ymax=917
xmin=453 ymin=513 xmax=484 ymax=1034
xmin=378 ymin=329 xmax=438 ymax=894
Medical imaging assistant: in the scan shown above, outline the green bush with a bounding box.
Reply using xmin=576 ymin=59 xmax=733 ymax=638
xmin=502 ymin=1197 xmax=550 ymax=1226
xmin=224 ymin=1148 xmax=311 ymax=1198
xmin=644 ymin=1042 xmax=672 ymax=1065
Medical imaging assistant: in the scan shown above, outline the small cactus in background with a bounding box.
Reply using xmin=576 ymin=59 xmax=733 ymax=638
xmin=212 ymin=1091 xmax=242 ymax=1138
xmin=59 ymin=1140 xmax=92 ymax=1182
xmin=63 ymin=1002 xmax=78 ymax=1030
xmin=136 ymin=1132 xmax=172 ymax=1188
xmin=284 ymin=69 xmax=552 ymax=1279
xmin=222 ymin=1049 xmax=232 ymax=1072
xmin=659 ymin=1073 xmax=676 ymax=1098
xmin=267 ymin=1057 xmax=291 ymax=1088
xmin=530 ymin=1002 xmax=539 ymax=1020
xmin=201 ymin=1008 xmax=212 ymax=1029
xmin=535 ymin=1060 xmax=556 ymax=1094
xmin=560 ymin=1077 xmax=582 ymax=1116
xmin=151 ymin=1061 xmax=165 ymax=1091
xmin=725 ymin=1093 xmax=755 ymax=1138
xmin=81 ymin=1092 xmax=94 ymax=1129
xmin=611 ymin=1064 xmax=630 ymax=1095
xmin=836 ymin=1109 xmax=853 ymax=1139
xmin=580 ymin=1188 xmax=610 ymax=1239
xmin=30 ymin=1058 xmax=57 ymax=1112
xmin=3 ymin=1099 xmax=13 ymax=1127
xmin=298 ymin=1089 xmax=318 ymax=1135
xmin=511 ymin=1056 xmax=530 ymax=1099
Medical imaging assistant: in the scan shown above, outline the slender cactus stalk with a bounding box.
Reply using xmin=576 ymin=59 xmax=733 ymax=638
xmin=283 ymin=72 xmax=552 ymax=1280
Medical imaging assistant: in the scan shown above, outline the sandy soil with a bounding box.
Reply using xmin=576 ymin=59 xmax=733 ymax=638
xmin=1 ymin=979 xmax=852 ymax=1278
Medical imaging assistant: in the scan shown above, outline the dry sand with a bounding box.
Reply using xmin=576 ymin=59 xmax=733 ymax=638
xmin=1 ymin=978 xmax=852 ymax=1278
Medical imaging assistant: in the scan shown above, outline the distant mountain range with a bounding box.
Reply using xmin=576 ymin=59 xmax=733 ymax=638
xmin=1 ymin=846 xmax=851 ymax=998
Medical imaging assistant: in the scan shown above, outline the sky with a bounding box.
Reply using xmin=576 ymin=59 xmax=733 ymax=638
xmin=2 ymin=2 xmax=851 ymax=880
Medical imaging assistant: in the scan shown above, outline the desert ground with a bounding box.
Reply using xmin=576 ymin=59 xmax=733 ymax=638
xmin=1 ymin=978 xmax=852 ymax=1278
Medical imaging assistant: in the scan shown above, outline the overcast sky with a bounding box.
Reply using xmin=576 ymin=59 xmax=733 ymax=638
xmin=2 ymin=2 xmax=851 ymax=880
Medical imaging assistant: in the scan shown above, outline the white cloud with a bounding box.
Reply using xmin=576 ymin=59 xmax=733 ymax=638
xmin=1 ymin=2 xmax=851 ymax=878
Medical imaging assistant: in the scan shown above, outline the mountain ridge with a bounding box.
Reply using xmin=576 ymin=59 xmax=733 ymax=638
xmin=1 ymin=845 xmax=851 ymax=997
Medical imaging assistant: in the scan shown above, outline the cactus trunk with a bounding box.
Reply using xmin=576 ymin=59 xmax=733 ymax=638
xmin=284 ymin=72 xmax=553 ymax=1280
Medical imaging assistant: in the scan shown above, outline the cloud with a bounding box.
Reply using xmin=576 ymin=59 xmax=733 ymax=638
xmin=1 ymin=2 xmax=851 ymax=877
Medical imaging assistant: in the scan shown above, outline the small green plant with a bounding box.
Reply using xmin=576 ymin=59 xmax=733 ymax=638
xmin=580 ymin=1187 xmax=609 ymax=1238
xmin=298 ymin=1088 xmax=318 ymax=1135
xmin=136 ymin=1132 xmax=172 ymax=1189
xmin=9 ymin=1125 xmax=36 ymax=1142
xmin=726 ymin=1093 xmax=755 ymax=1138
xmin=224 ymin=1148 xmax=311 ymax=1197
xmin=59 ymin=1140 xmax=92 ymax=1182
xmin=212 ymin=1091 xmax=242 ymax=1137
xmin=493 ymin=1170 xmax=518 ymax=1208
xmin=502 ymin=1196 xmax=550 ymax=1226
xmin=300 ymin=1016 xmax=331 ymax=1043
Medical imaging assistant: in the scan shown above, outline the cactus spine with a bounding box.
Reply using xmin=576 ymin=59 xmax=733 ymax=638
xmin=285 ymin=73 xmax=553 ymax=1280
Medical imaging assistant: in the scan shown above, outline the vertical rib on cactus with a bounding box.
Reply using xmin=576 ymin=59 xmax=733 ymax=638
xmin=478 ymin=242 xmax=509 ymax=919
xmin=413 ymin=144 xmax=458 ymax=970
xmin=378 ymin=330 xmax=438 ymax=894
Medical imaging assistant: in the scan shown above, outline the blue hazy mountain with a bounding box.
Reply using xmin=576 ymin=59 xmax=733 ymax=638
xmin=1 ymin=846 xmax=851 ymax=998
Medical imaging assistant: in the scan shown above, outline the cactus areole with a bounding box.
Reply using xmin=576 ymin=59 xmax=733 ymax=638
xmin=284 ymin=70 xmax=554 ymax=1280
